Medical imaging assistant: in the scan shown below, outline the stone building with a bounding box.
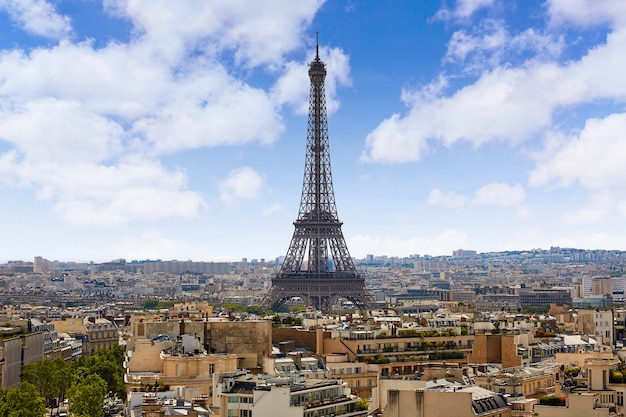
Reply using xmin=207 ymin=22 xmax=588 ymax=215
xmin=214 ymin=373 xmax=368 ymax=417
xmin=0 ymin=323 xmax=45 ymax=389
xmin=383 ymin=385 xmax=510 ymax=417
xmin=534 ymin=357 xmax=620 ymax=417
xmin=469 ymin=333 xmax=537 ymax=368
xmin=51 ymin=317 xmax=118 ymax=356
xmin=125 ymin=333 xmax=238 ymax=401
xmin=130 ymin=317 xmax=272 ymax=368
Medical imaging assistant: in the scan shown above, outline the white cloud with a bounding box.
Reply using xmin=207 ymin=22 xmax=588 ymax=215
xmin=455 ymin=0 xmax=495 ymax=18
xmin=0 ymin=98 xmax=124 ymax=164
xmin=529 ymin=113 xmax=626 ymax=223
xmin=529 ymin=113 xmax=626 ymax=189
xmin=262 ymin=203 xmax=283 ymax=217
xmin=0 ymin=2 xmax=327 ymax=226
xmin=0 ymin=154 xmax=205 ymax=225
xmin=427 ymin=188 xmax=468 ymax=208
xmin=219 ymin=167 xmax=264 ymax=204
xmin=271 ymin=46 xmax=352 ymax=115
xmin=562 ymin=191 xmax=613 ymax=225
xmin=362 ymin=23 xmax=626 ymax=163
xmin=444 ymin=20 xmax=564 ymax=72
xmin=0 ymin=0 xmax=72 ymax=39
xmin=104 ymin=0 xmax=324 ymax=68
xmin=471 ymin=183 xmax=526 ymax=207
xmin=546 ymin=0 xmax=626 ymax=27
xmin=427 ymin=183 xmax=525 ymax=209
xmin=433 ymin=0 xmax=495 ymax=22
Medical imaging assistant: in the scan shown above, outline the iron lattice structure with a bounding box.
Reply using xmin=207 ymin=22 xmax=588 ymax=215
xmin=263 ymin=42 xmax=375 ymax=313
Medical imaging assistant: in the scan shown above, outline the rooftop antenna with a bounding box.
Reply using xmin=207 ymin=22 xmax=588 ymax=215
xmin=315 ymin=32 xmax=320 ymax=61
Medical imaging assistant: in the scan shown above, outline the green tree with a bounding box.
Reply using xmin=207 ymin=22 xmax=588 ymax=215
xmin=0 ymin=382 xmax=47 ymax=417
xmin=68 ymin=374 xmax=107 ymax=417
xmin=354 ymin=399 xmax=369 ymax=411
xmin=22 ymin=359 xmax=60 ymax=414
xmin=54 ymin=359 xmax=75 ymax=405
xmin=71 ymin=345 xmax=126 ymax=400
xmin=22 ymin=357 xmax=76 ymax=414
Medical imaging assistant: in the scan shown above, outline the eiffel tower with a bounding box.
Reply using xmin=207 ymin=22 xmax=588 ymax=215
xmin=263 ymin=38 xmax=375 ymax=313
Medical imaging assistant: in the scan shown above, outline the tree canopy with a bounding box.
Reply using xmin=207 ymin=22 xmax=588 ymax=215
xmin=0 ymin=382 xmax=47 ymax=417
xmin=68 ymin=374 xmax=108 ymax=417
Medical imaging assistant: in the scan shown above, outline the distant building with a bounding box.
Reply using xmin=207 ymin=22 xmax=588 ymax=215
xmin=453 ymin=249 xmax=478 ymax=258
xmin=592 ymin=277 xmax=613 ymax=297
xmin=518 ymin=288 xmax=572 ymax=307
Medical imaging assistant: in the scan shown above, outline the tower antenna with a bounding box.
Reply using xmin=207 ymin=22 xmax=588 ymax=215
xmin=316 ymin=32 xmax=319 ymax=61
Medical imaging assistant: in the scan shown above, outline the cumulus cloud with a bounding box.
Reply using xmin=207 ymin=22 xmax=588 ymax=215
xmin=471 ymin=183 xmax=526 ymax=207
xmin=546 ymin=0 xmax=626 ymax=27
xmin=427 ymin=183 xmax=525 ymax=209
xmin=271 ymin=46 xmax=352 ymax=115
xmin=104 ymin=0 xmax=323 ymax=68
xmin=529 ymin=113 xmax=626 ymax=189
xmin=427 ymin=188 xmax=468 ymax=208
xmin=529 ymin=113 xmax=626 ymax=223
xmin=219 ymin=167 xmax=264 ymax=204
xmin=444 ymin=20 xmax=564 ymax=72
xmin=433 ymin=0 xmax=495 ymax=22
xmin=0 ymin=2 xmax=326 ymax=225
xmin=0 ymin=0 xmax=72 ymax=39
xmin=0 ymin=154 xmax=205 ymax=225
xmin=362 ymin=7 xmax=626 ymax=163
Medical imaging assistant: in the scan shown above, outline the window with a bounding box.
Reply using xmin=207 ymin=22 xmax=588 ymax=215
xmin=209 ymin=364 xmax=215 ymax=374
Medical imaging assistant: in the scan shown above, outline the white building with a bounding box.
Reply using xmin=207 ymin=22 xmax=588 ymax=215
xmin=214 ymin=373 xmax=368 ymax=417
xmin=594 ymin=310 xmax=614 ymax=345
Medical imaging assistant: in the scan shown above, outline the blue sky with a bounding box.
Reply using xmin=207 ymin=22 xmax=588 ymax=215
xmin=1 ymin=0 xmax=626 ymax=263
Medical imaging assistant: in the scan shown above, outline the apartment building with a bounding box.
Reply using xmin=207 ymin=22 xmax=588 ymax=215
xmin=214 ymin=373 xmax=368 ymax=417
xmin=383 ymin=384 xmax=510 ymax=417
xmin=52 ymin=316 xmax=118 ymax=356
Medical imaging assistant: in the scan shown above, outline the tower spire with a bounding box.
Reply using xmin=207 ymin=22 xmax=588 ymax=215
xmin=315 ymin=32 xmax=320 ymax=61
xmin=262 ymin=39 xmax=375 ymax=313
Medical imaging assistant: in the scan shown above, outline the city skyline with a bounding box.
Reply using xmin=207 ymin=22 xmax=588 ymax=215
xmin=1 ymin=1 xmax=626 ymax=263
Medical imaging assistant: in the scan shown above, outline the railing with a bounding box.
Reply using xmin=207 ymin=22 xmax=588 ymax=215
xmin=356 ymin=345 xmax=473 ymax=355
